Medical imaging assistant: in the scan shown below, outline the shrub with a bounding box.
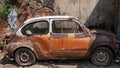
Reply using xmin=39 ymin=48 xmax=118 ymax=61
xmin=0 ymin=4 xmax=11 ymax=19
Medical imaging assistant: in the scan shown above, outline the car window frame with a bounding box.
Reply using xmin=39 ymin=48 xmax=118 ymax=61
xmin=21 ymin=20 xmax=49 ymax=36
xmin=51 ymin=19 xmax=85 ymax=34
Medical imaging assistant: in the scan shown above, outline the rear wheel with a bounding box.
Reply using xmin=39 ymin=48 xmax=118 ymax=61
xmin=91 ymin=47 xmax=113 ymax=65
xmin=15 ymin=48 xmax=36 ymax=66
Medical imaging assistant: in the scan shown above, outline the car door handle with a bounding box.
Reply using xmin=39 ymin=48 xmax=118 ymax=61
xmin=61 ymin=48 xmax=65 ymax=51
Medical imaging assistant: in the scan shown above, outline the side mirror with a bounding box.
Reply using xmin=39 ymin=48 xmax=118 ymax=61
xmin=91 ymin=30 xmax=97 ymax=34
xmin=50 ymin=32 xmax=54 ymax=35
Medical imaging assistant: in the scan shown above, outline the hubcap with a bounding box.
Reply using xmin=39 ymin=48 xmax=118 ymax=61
xmin=95 ymin=51 xmax=108 ymax=62
xmin=20 ymin=52 xmax=30 ymax=62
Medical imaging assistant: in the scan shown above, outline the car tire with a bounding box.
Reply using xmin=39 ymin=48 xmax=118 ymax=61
xmin=15 ymin=48 xmax=36 ymax=66
xmin=91 ymin=47 xmax=113 ymax=66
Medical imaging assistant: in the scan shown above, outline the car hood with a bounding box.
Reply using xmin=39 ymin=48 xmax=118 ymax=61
xmin=91 ymin=29 xmax=115 ymax=37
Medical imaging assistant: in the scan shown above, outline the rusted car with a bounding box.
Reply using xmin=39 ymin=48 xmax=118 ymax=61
xmin=4 ymin=16 xmax=116 ymax=66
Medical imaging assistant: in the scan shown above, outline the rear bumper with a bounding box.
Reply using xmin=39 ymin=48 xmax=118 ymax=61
xmin=0 ymin=39 xmax=10 ymax=50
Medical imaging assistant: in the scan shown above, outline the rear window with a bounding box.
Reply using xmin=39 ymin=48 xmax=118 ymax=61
xmin=21 ymin=20 xmax=49 ymax=35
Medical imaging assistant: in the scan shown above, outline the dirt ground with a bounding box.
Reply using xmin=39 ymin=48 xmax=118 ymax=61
xmin=0 ymin=52 xmax=120 ymax=68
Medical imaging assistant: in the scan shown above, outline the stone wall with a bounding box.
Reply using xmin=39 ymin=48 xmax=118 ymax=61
xmin=0 ymin=0 xmax=117 ymax=33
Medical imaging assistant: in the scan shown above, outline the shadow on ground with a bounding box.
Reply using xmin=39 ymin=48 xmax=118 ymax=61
xmin=0 ymin=56 xmax=120 ymax=68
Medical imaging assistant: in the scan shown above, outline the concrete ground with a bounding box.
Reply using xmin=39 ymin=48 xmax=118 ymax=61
xmin=0 ymin=52 xmax=120 ymax=68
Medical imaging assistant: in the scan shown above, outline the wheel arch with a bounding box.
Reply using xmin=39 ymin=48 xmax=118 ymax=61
xmin=7 ymin=41 xmax=41 ymax=60
xmin=13 ymin=47 xmax=39 ymax=60
xmin=90 ymin=45 xmax=115 ymax=57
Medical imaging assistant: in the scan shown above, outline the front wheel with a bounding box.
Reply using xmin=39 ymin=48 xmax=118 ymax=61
xmin=91 ymin=47 xmax=113 ymax=66
xmin=15 ymin=48 xmax=36 ymax=66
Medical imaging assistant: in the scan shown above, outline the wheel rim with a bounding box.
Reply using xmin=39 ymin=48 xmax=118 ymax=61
xmin=95 ymin=50 xmax=109 ymax=62
xmin=19 ymin=52 xmax=30 ymax=63
xmin=15 ymin=48 xmax=36 ymax=66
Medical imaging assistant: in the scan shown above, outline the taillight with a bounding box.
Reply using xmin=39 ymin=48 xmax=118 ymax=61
xmin=114 ymin=37 xmax=116 ymax=47
xmin=3 ymin=44 xmax=8 ymax=52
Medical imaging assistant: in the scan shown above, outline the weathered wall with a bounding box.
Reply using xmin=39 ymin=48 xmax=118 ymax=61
xmin=117 ymin=0 xmax=120 ymax=40
xmin=54 ymin=0 xmax=116 ymax=32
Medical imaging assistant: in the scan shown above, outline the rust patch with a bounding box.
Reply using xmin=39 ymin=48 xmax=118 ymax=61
xmin=51 ymin=33 xmax=68 ymax=39
xmin=75 ymin=33 xmax=87 ymax=38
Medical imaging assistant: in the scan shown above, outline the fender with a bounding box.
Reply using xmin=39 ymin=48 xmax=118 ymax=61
xmin=7 ymin=41 xmax=41 ymax=59
xmin=90 ymin=42 xmax=116 ymax=56
xmin=89 ymin=34 xmax=116 ymax=54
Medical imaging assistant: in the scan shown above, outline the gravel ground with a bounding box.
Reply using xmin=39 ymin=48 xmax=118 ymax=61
xmin=0 ymin=52 xmax=120 ymax=68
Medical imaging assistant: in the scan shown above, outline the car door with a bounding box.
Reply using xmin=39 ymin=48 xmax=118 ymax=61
xmin=50 ymin=19 xmax=91 ymax=59
xmin=21 ymin=20 xmax=50 ymax=58
xmin=62 ymin=33 xmax=91 ymax=58
xmin=49 ymin=19 xmax=67 ymax=59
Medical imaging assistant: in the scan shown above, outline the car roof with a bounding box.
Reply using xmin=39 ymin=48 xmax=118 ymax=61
xmin=24 ymin=15 xmax=77 ymax=24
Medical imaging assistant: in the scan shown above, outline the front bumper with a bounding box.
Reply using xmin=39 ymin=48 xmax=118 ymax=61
xmin=116 ymin=41 xmax=120 ymax=56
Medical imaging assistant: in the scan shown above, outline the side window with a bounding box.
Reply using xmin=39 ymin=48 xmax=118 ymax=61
xmin=52 ymin=19 xmax=83 ymax=33
xmin=22 ymin=20 xmax=49 ymax=35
